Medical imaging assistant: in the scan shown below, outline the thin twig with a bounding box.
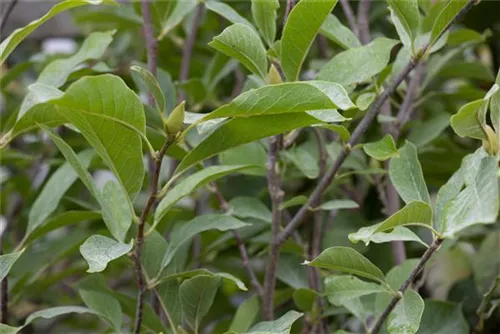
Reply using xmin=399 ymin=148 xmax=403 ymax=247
xmin=279 ymin=57 xmax=417 ymax=245
xmin=179 ymin=3 xmax=204 ymax=102
xmin=357 ymin=0 xmax=371 ymax=45
xmin=386 ymin=176 xmax=406 ymax=265
xmin=310 ymin=128 xmax=327 ymax=271
xmin=339 ymin=0 xmax=359 ymax=38
xmin=310 ymin=129 xmax=328 ymax=334
xmin=0 ymin=0 xmax=17 ymax=34
xmin=278 ymin=0 xmax=478 ymax=245
xmin=231 ymin=67 xmax=245 ymax=99
xmin=211 ymin=184 xmax=263 ymax=296
xmin=385 ymin=64 xmax=425 ymax=265
xmin=475 ymin=276 xmax=500 ymax=333
xmin=317 ymin=35 xmax=329 ymax=59
xmin=369 ymin=238 xmax=444 ymax=334
xmin=133 ymin=140 xmax=173 ymax=334
xmin=141 ymin=0 xmax=157 ymax=78
xmin=138 ymin=0 xmax=162 ymax=323
xmin=262 ymin=135 xmax=284 ymax=320
xmin=283 ymin=0 xmax=295 ymax=26
xmin=391 ymin=63 xmax=425 ymax=141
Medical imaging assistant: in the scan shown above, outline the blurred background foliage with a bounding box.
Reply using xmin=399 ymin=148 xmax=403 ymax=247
xmin=0 ymin=0 xmax=499 ymax=333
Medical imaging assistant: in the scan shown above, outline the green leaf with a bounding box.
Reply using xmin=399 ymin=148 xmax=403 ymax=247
xmin=220 ymin=142 xmax=268 ymax=175
xmin=156 ymin=278 xmax=183 ymax=327
xmin=277 ymin=253 xmax=310 ymax=289
xmin=438 ymin=61 xmax=494 ymax=81
xmin=490 ymin=72 xmax=500 ymax=131
xmin=131 ymin=65 xmax=166 ymax=114
xmin=0 ymin=307 xmax=98 ymax=334
xmin=0 ymin=0 xmax=116 ymax=66
xmin=389 ymin=141 xmax=430 ymax=204
xmin=41 ymin=128 xmax=133 ymax=241
xmin=229 ymin=295 xmax=260 ymax=333
xmin=209 ymin=23 xmax=268 ymax=79
xmin=450 ymin=99 xmax=487 ymax=140
xmin=388 ymin=0 xmax=420 ymax=51
xmin=342 ymin=298 xmax=373 ymax=323
xmin=320 ymin=14 xmax=361 ymax=49
xmin=0 ymin=251 xmax=24 ymax=282
xmin=315 ymin=199 xmax=360 ymax=211
xmin=177 ymin=113 xmax=330 ymax=173
xmin=317 ymin=37 xmax=398 ymax=87
xmin=284 ymin=147 xmax=319 ymax=179
xmin=473 ymin=231 xmax=500 ymax=294
xmin=369 ymin=227 xmax=428 ymax=247
xmin=100 ymin=180 xmax=133 ymax=241
xmin=159 ymin=214 xmax=249 ymax=274
xmin=80 ymin=235 xmax=133 ymax=273
xmin=0 ymin=61 xmax=33 ymax=91
xmin=249 ymin=310 xmax=303 ymax=333
xmin=158 ymin=0 xmax=198 ymax=39
xmin=325 ymin=275 xmax=391 ymax=306
xmin=281 ymin=0 xmax=339 ymax=81
xmin=251 ymin=0 xmax=279 ymax=46
xmin=440 ymin=155 xmax=499 ymax=238
xmin=349 ymin=201 xmax=432 ymax=245
xmin=37 ymin=30 xmax=115 ymax=88
xmin=10 ymin=75 xmax=146 ymax=198
xmin=434 ymin=148 xmax=486 ymax=231
xmin=293 ymin=288 xmax=320 ymax=312
xmin=199 ymin=81 xmax=354 ymax=122
xmin=429 ymin=0 xmax=469 ymax=49
xmin=407 ymin=113 xmax=450 ymax=147
xmin=113 ymin=292 xmax=166 ymax=333
xmin=304 ymin=246 xmax=386 ymax=283
xmin=27 ymin=150 xmax=93 ymax=236
xmin=363 ymin=134 xmax=399 ymax=161
xmin=24 ymin=211 xmax=101 ymax=245
xmin=206 ymin=0 xmax=254 ymax=28
xmin=228 ymin=196 xmax=272 ymax=223
xmin=79 ymin=289 xmax=122 ymax=331
xmin=386 ymin=259 xmax=420 ymax=289
xmin=356 ymin=92 xmax=377 ymax=111
xmin=417 ymin=300 xmax=469 ymax=334
xmin=280 ymin=195 xmax=308 ymax=210
xmin=180 ymin=275 xmax=221 ymax=333
xmin=164 ymin=269 xmax=247 ymax=291
xmin=154 ymin=165 xmax=258 ymax=227
xmin=387 ymin=290 xmax=424 ymax=334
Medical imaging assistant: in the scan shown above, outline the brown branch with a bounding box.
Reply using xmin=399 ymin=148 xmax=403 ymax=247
xmin=137 ymin=1 xmax=162 ymax=328
xmin=262 ymin=135 xmax=284 ymax=320
xmin=339 ymin=0 xmax=359 ymax=38
xmin=278 ymin=0 xmax=478 ymax=246
xmin=179 ymin=3 xmax=204 ymax=102
xmin=133 ymin=139 xmax=173 ymax=334
xmin=384 ymin=64 xmax=425 ymax=265
xmin=391 ymin=63 xmax=425 ymax=141
xmin=310 ymin=129 xmax=327 ymax=279
xmin=474 ymin=276 xmax=500 ymax=333
xmin=279 ymin=57 xmax=417 ymax=245
xmin=283 ymin=0 xmax=295 ymax=26
xmin=357 ymin=0 xmax=371 ymax=45
xmin=0 ymin=0 xmax=17 ymax=34
xmin=211 ymin=184 xmax=263 ymax=296
xmin=369 ymin=238 xmax=444 ymax=334
xmin=310 ymin=129 xmax=328 ymax=334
